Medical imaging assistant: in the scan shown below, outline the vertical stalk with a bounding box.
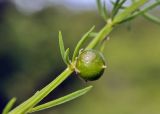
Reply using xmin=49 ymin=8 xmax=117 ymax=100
xmin=86 ymin=20 xmax=113 ymax=50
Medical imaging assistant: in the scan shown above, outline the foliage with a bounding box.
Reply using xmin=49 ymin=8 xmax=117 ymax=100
xmin=2 ymin=0 xmax=160 ymax=114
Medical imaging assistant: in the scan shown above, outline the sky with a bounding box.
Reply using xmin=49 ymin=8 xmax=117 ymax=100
xmin=12 ymin=0 xmax=112 ymax=14
xmin=11 ymin=0 xmax=158 ymax=15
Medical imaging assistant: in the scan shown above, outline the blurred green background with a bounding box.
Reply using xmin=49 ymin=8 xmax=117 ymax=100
xmin=0 ymin=0 xmax=160 ymax=114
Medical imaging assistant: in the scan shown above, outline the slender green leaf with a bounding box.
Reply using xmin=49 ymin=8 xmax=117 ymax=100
xmin=111 ymin=0 xmax=126 ymax=18
xmin=89 ymin=32 xmax=98 ymax=37
xmin=97 ymin=0 xmax=103 ymax=17
xmin=96 ymin=0 xmax=108 ymax=21
xmin=72 ymin=26 xmax=95 ymax=61
xmin=29 ymin=86 xmax=93 ymax=113
xmin=58 ymin=31 xmax=65 ymax=63
xmin=64 ymin=48 xmax=70 ymax=65
xmin=113 ymin=0 xmax=148 ymax=24
xmin=100 ymin=37 xmax=109 ymax=52
xmin=8 ymin=91 xmax=41 ymax=114
xmin=86 ymin=23 xmax=113 ymax=50
xmin=111 ymin=0 xmax=120 ymax=11
xmin=2 ymin=97 xmax=16 ymax=114
xmin=9 ymin=68 xmax=73 ymax=114
xmin=143 ymin=13 xmax=160 ymax=25
xmin=111 ymin=0 xmax=126 ymax=9
xmin=121 ymin=1 xmax=160 ymax=23
xmin=102 ymin=1 xmax=108 ymax=20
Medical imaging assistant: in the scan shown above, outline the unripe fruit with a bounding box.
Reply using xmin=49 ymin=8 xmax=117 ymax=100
xmin=76 ymin=49 xmax=106 ymax=81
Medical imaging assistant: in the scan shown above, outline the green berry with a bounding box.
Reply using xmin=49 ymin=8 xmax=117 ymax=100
xmin=76 ymin=49 xmax=106 ymax=81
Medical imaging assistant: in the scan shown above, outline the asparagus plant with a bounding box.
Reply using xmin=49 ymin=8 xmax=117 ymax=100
xmin=2 ymin=0 xmax=160 ymax=114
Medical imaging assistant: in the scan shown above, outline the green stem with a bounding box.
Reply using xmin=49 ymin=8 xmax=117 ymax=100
xmin=86 ymin=20 xmax=113 ymax=50
xmin=9 ymin=68 xmax=73 ymax=114
xmin=28 ymin=86 xmax=93 ymax=113
xmin=8 ymin=21 xmax=114 ymax=114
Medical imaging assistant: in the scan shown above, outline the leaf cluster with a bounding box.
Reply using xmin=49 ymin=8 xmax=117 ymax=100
xmin=97 ymin=0 xmax=160 ymax=24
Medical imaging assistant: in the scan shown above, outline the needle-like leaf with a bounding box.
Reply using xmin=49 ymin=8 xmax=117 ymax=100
xmin=89 ymin=32 xmax=98 ymax=37
xmin=9 ymin=68 xmax=73 ymax=114
xmin=72 ymin=26 xmax=95 ymax=61
xmin=120 ymin=1 xmax=160 ymax=23
xmin=113 ymin=0 xmax=148 ymax=24
xmin=111 ymin=1 xmax=127 ymax=9
xmin=100 ymin=36 xmax=110 ymax=52
xmin=28 ymin=86 xmax=93 ymax=113
xmin=59 ymin=31 xmax=65 ymax=63
xmin=2 ymin=97 xmax=16 ymax=114
xmin=97 ymin=0 xmax=108 ymax=21
xmin=143 ymin=13 xmax=160 ymax=25
xmin=102 ymin=1 xmax=108 ymax=20
xmin=111 ymin=0 xmax=126 ymax=18
xmin=64 ymin=48 xmax=70 ymax=65
xmin=111 ymin=0 xmax=120 ymax=11
xmin=97 ymin=0 xmax=103 ymax=17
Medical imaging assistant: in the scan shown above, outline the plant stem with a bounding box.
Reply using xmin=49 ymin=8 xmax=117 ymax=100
xmin=8 ymin=21 xmax=115 ymax=114
xmin=86 ymin=0 xmax=149 ymax=50
xmin=86 ymin=19 xmax=113 ymax=50
xmin=8 ymin=21 xmax=114 ymax=114
xmin=9 ymin=68 xmax=73 ymax=114
xmin=7 ymin=1 xmax=152 ymax=113
xmin=28 ymin=86 xmax=93 ymax=113
xmin=7 ymin=17 xmax=127 ymax=114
